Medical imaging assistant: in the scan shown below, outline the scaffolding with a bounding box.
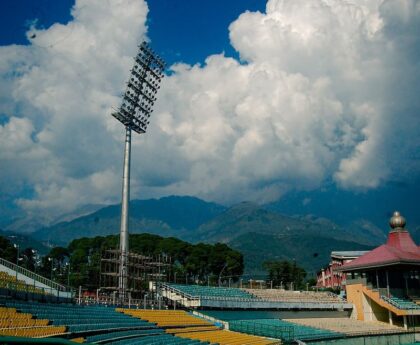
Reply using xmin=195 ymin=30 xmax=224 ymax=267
xmin=100 ymin=249 xmax=171 ymax=301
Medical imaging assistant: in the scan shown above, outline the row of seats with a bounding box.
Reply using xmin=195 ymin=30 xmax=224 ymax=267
xmin=167 ymin=326 xmax=220 ymax=334
xmin=244 ymin=288 xmax=343 ymax=303
xmin=68 ymin=322 xmax=153 ymax=333
xmin=118 ymin=309 xmax=213 ymax=327
xmin=86 ymin=328 xmax=166 ymax=343
xmin=0 ymin=318 xmax=49 ymax=328
xmin=106 ymin=334 xmax=208 ymax=345
xmin=175 ymin=329 xmax=279 ymax=345
xmin=0 ymin=271 xmax=47 ymax=295
xmin=0 ymin=307 xmax=32 ymax=319
xmin=167 ymin=284 xmax=256 ymax=300
xmin=0 ymin=305 xmax=61 ymax=338
xmin=118 ymin=309 xmax=278 ymax=345
xmin=287 ymin=317 xmax=406 ymax=336
xmin=229 ymin=319 xmax=343 ymax=341
xmin=2 ymin=300 xmax=157 ymax=334
xmin=200 ymin=310 xmax=286 ymax=321
xmin=0 ymin=306 xmax=64 ymax=338
xmin=382 ymin=296 xmax=420 ymax=310
xmin=0 ymin=325 xmax=67 ymax=338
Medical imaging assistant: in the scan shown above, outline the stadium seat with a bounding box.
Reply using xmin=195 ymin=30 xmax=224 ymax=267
xmin=1 ymin=300 xmax=158 ymax=335
xmin=118 ymin=309 xmax=213 ymax=327
xmin=381 ymin=296 xmax=420 ymax=310
xmin=0 ymin=305 xmax=65 ymax=338
xmin=166 ymin=284 xmax=256 ymax=300
xmin=0 ymin=272 xmax=47 ymax=295
xmin=229 ymin=318 xmax=343 ymax=342
xmin=244 ymin=288 xmax=343 ymax=303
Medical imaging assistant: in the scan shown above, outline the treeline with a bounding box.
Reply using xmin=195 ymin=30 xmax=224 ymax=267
xmin=0 ymin=234 xmax=314 ymax=291
xmin=263 ymin=260 xmax=311 ymax=290
xmin=37 ymin=234 xmax=244 ymax=290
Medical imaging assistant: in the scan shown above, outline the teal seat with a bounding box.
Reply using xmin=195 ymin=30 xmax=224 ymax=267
xmin=1 ymin=299 xmax=158 ymax=335
xmin=229 ymin=318 xmax=344 ymax=341
xmin=168 ymin=284 xmax=256 ymax=300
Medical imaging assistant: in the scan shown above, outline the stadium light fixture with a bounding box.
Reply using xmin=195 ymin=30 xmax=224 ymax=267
xmin=112 ymin=41 xmax=165 ymax=301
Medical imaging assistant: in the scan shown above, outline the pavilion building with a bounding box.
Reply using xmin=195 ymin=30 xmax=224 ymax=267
xmin=317 ymin=251 xmax=369 ymax=290
xmin=340 ymin=211 xmax=420 ymax=329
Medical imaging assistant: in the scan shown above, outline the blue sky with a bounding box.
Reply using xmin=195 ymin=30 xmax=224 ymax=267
xmin=0 ymin=0 xmax=419 ymax=231
xmin=0 ymin=0 xmax=266 ymax=64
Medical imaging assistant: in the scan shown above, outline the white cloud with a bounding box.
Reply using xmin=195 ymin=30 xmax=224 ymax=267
xmin=0 ymin=0 xmax=149 ymax=220
xmin=0 ymin=0 xmax=419 ymax=222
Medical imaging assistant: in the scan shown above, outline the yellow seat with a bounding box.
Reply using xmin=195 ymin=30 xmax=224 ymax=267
xmin=117 ymin=308 xmax=280 ymax=344
xmin=0 ymin=306 xmax=61 ymax=338
xmin=117 ymin=309 xmax=213 ymax=327
xmin=176 ymin=329 xmax=279 ymax=345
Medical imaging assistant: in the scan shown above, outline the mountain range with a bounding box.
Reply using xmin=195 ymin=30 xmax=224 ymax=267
xmin=32 ymin=196 xmax=226 ymax=245
xmin=18 ymin=195 xmax=417 ymax=274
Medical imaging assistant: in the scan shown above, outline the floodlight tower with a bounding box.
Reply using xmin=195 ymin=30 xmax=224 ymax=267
xmin=112 ymin=42 xmax=165 ymax=301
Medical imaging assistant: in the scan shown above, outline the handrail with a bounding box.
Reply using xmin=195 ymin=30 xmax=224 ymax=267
xmin=0 ymin=257 xmax=68 ymax=292
xmin=381 ymin=295 xmax=420 ymax=310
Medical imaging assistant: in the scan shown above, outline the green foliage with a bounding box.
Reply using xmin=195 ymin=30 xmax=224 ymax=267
xmin=306 ymin=277 xmax=317 ymax=288
xmin=0 ymin=235 xmax=39 ymax=272
xmin=20 ymin=247 xmax=37 ymax=271
xmin=47 ymin=233 xmax=243 ymax=290
xmin=263 ymin=260 xmax=307 ymax=290
xmin=0 ymin=236 xmax=17 ymax=262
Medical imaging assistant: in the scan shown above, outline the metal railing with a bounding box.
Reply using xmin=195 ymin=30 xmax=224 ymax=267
xmin=0 ymin=257 xmax=68 ymax=292
xmin=381 ymin=295 xmax=420 ymax=310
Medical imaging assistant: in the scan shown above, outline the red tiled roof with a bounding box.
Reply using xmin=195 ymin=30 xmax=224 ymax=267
xmin=342 ymin=230 xmax=420 ymax=271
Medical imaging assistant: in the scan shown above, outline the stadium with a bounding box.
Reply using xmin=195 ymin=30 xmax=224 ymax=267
xmin=1 ymin=2 xmax=419 ymax=345
xmin=0 ymin=211 xmax=419 ymax=345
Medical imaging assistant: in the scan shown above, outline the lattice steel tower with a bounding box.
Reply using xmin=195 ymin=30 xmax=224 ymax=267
xmin=111 ymin=42 xmax=165 ymax=301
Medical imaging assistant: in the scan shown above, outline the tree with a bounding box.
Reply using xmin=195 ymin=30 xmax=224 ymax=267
xmin=263 ymin=260 xmax=307 ymax=290
xmin=0 ymin=236 xmax=17 ymax=262
xmin=52 ymin=233 xmax=245 ymax=290
xmin=21 ymin=247 xmax=37 ymax=271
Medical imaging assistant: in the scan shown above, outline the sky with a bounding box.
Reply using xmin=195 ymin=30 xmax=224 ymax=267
xmin=0 ymin=0 xmax=419 ymax=228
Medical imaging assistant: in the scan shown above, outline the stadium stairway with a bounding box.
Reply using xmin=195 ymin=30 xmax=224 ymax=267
xmin=381 ymin=296 xmax=420 ymax=310
xmin=362 ymin=286 xmax=420 ymax=317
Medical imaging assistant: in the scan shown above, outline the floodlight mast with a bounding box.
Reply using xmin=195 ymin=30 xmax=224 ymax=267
xmin=111 ymin=42 xmax=165 ymax=302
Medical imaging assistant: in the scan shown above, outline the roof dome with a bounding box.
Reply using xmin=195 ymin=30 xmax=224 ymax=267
xmin=389 ymin=211 xmax=406 ymax=230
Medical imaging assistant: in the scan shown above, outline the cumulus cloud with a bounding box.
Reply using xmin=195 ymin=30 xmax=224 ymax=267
xmin=0 ymin=0 xmax=419 ymax=222
xmin=0 ymin=0 xmax=148 ymax=219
